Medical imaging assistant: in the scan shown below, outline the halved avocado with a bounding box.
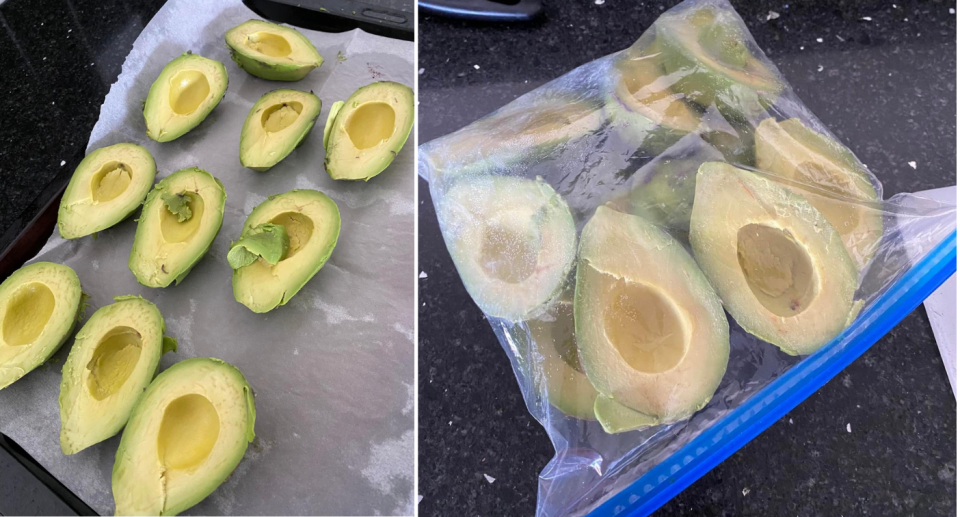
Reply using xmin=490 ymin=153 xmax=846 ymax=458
xmin=59 ymin=296 xmax=176 ymax=455
xmin=656 ymin=6 xmax=782 ymax=122
xmin=526 ymin=299 xmax=598 ymax=421
xmin=232 ymin=189 xmax=340 ymax=313
xmin=575 ymin=206 xmax=729 ymax=423
xmin=323 ymin=81 xmax=414 ymax=181
xmin=225 ymin=20 xmax=323 ymax=82
xmin=689 ymin=162 xmax=861 ymax=355
xmin=112 ymin=357 xmax=256 ymax=516
xmin=0 ymin=262 xmax=83 ymax=390
xmin=129 ymin=167 xmax=226 ymax=288
xmin=58 ymin=143 xmax=157 ymax=239
xmin=437 ymin=175 xmax=577 ymax=322
xmin=755 ymin=118 xmax=883 ymax=271
xmin=240 ymin=89 xmax=321 ymax=171
xmin=144 ymin=52 xmax=228 ymax=143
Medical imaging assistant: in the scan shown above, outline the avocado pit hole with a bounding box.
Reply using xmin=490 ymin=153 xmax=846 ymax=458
xmin=479 ymin=223 xmax=539 ymax=285
xmin=345 ymin=102 xmax=396 ymax=150
xmin=168 ymin=70 xmax=210 ymax=116
xmin=261 ymin=102 xmax=303 ymax=133
xmin=245 ymin=31 xmax=292 ymax=57
xmin=90 ymin=161 xmax=133 ymax=203
xmin=157 ymin=393 xmax=221 ymax=470
xmin=85 ymin=326 xmax=142 ymax=401
xmin=2 ymin=282 xmax=55 ymax=347
xmin=160 ymin=192 xmax=205 ymax=244
xmin=269 ymin=212 xmax=313 ymax=260
xmin=737 ymin=224 xmax=815 ymax=317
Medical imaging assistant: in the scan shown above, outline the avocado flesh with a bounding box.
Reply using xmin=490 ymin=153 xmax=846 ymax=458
xmin=323 ymin=81 xmax=414 ymax=181
xmin=755 ymin=118 xmax=883 ymax=271
xmin=58 ymin=143 xmax=157 ymax=239
xmin=59 ymin=296 xmax=173 ymax=455
xmin=323 ymin=100 xmax=345 ymax=149
xmin=232 ymin=189 xmax=341 ymax=313
xmin=240 ymin=89 xmax=321 ymax=171
xmin=129 ymin=167 xmax=226 ymax=288
xmin=575 ymin=206 xmax=728 ymax=422
xmin=112 ymin=357 xmax=256 ymax=516
xmin=0 ymin=262 xmax=83 ymax=390
xmin=594 ymin=395 xmax=659 ymax=434
xmin=225 ymin=20 xmax=323 ymax=81
xmin=143 ymin=53 xmax=228 ymax=143
xmin=527 ymin=299 xmax=598 ymax=420
xmin=227 ymin=223 xmax=289 ymax=269
xmin=689 ymin=162 xmax=860 ymax=355
xmin=437 ymin=176 xmax=577 ymax=322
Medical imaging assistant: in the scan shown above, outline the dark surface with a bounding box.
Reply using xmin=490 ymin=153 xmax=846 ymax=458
xmin=418 ymin=1 xmax=956 ymax=516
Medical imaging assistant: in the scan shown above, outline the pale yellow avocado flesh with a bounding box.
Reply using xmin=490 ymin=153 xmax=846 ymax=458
xmin=143 ymin=53 xmax=228 ymax=143
xmin=609 ymin=44 xmax=701 ymax=134
xmin=225 ymin=20 xmax=323 ymax=81
xmin=240 ymin=89 xmax=321 ymax=171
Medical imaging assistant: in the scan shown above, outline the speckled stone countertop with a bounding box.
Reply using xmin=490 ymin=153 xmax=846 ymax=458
xmin=418 ymin=1 xmax=956 ymax=516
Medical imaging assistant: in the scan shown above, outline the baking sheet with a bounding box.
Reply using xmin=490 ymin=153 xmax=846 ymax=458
xmin=0 ymin=0 xmax=414 ymax=515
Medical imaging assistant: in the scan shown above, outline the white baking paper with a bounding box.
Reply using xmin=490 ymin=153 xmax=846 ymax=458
xmin=0 ymin=0 xmax=415 ymax=515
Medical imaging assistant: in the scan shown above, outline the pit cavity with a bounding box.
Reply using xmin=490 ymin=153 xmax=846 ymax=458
xmin=160 ymin=192 xmax=205 ymax=243
xmin=737 ymin=224 xmax=815 ymax=317
xmin=602 ymin=277 xmax=687 ymax=374
xmin=245 ymin=31 xmax=292 ymax=57
xmin=2 ymin=283 xmax=55 ymax=347
xmin=345 ymin=102 xmax=396 ymax=150
xmin=157 ymin=394 xmax=220 ymax=470
xmin=90 ymin=161 xmax=132 ymax=203
xmin=260 ymin=102 xmax=303 ymax=133
xmin=85 ymin=327 xmax=142 ymax=401
xmin=479 ymin=222 xmax=538 ymax=284
xmin=270 ymin=212 xmax=314 ymax=260
xmin=168 ymin=70 xmax=210 ymax=116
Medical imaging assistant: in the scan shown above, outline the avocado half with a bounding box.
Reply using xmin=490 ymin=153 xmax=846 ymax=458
xmin=59 ymin=296 xmax=176 ymax=455
xmin=323 ymin=81 xmax=414 ymax=181
xmin=232 ymin=189 xmax=341 ymax=313
xmin=129 ymin=167 xmax=226 ymax=288
xmin=240 ymin=89 xmax=321 ymax=171
xmin=575 ymin=206 xmax=729 ymax=425
xmin=755 ymin=118 xmax=883 ymax=271
xmin=0 ymin=262 xmax=83 ymax=390
xmin=144 ymin=52 xmax=228 ymax=143
xmin=437 ymin=175 xmax=577 ymax=322
xmin=225 ymin=20 xmax=323 ymax=82
xmin=112 ymin=357 xmax=256 ymax=516
xmin=58 ymin=143 xmax=156 ymax=239
xmin=690 ymin=162 xmax=861 ymax=355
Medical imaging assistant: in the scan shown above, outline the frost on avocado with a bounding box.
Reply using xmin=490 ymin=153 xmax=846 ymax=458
xmin=162 ymin=192 xmax=193 ymax=222
xmin=228 ymin=223 xmax=290 ymax=269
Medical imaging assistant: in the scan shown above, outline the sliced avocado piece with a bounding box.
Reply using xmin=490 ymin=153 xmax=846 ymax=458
xmin=227 ymin=223 xmax=289 ymax=269
xmin=755 ymin=118 xmax=883 ymax=271
xmin=575 ymin=206 xmax=728 ymax=422
xmin=58 ymin=143 xmax=157 ymax=239
xmin=225 ymin=20 xmax=323 ymax=82
xmin=59 ymin=296 xmax=173 ymax=454
xmin=144 ymin=52 xmax=228 ymax=143
xmin=0 ymin=262 xmax=83 ymax=390
xmin=437 ymin=176 xmax=577 ymax=322
xmin=112 ymin=357 xmax=256 ymax=516
xmin=240 ymin=89 xmax=321 ymax=171
xmin=527 ymin=299 xmax=598 ymax=421
xmin=129 ymin=167 xmax=226 ymax=288
xmin=689 ymin=162 xmax=860 ymax=355
xmin=594 ymin=395 xmax=659 ymax=434
xmin=233 ymin=189 xmax=340 ymax=313
xmin=323 ymin=81 xmax=414 ymax=181
xmin=656 ymin=6 xmax=782 ymax=122
xmin=323 ymin=100 xmax=345 ymax=149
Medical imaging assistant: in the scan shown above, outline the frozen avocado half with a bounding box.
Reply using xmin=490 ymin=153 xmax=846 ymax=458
xmin=58 ymin=143 xmax=156 ymax=239
xmin=59 ymin=296 xmax=177 ymax=455
xmin=690 ymin=162 xmax=861 ymax=355
xmin=575 ymin=206 xmax=729 ymax=426
xmin=755 ymin=118 xmax=883 ymax=271
xmin=112 ymin=357 xmax=256 ymax=516
xmin=232 ymin=189 xmax=340 ymax=313
xmin=437 ymin=175 xmax=577 ymax=322
xmin=129 ymin=167 xmax=226 ymax=288
xmin=240 ymin=89 xmax=321 ymax=171
xmin=323 ymin=81 xmax=414 ymax=181
xmin=225 ymin=20 xmax=322 ymax=81
xmin=144 ymin=52 xmax=228 ymax=143
xmin=0 ymin=262 xmax=83 ymax=390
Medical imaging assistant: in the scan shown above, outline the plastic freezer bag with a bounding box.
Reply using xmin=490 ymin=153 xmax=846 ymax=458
xmin=418 ymin=0 xmax=958 ymax=515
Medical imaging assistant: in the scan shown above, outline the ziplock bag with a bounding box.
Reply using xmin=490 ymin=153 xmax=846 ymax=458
xmin=417 ymin=0 xmax=958 ymax=515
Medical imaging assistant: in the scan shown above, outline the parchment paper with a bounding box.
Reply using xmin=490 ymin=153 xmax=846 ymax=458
xmin=0 ymin=1 xmax=415 ymax=515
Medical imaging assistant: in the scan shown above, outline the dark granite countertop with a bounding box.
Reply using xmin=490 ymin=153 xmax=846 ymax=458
xmin=418 ymin=1 xmax=956 ymax=516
